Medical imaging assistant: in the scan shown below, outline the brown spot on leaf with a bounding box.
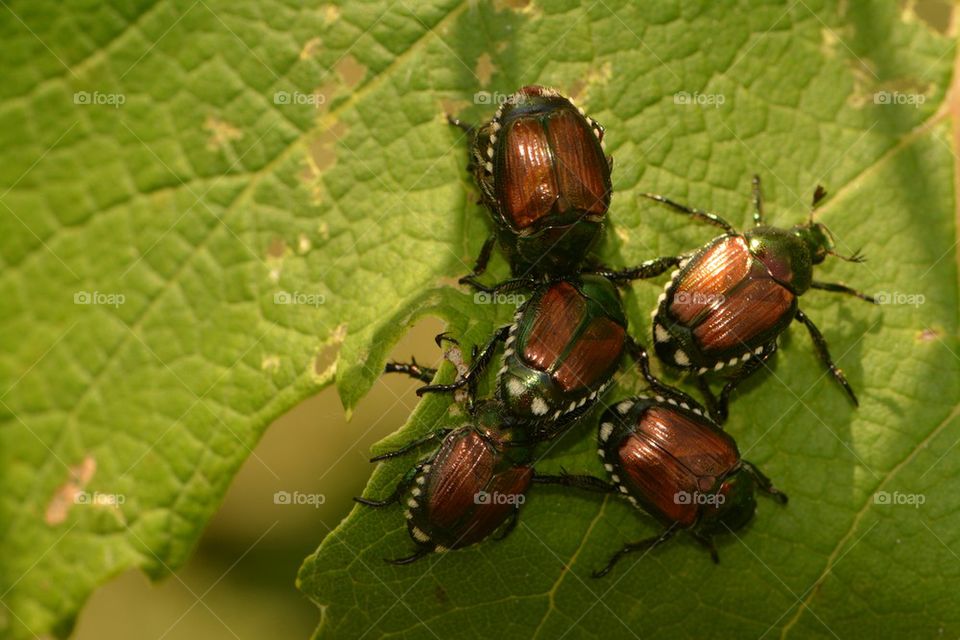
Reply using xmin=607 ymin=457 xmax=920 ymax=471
xmin=904 ymin=0 xmax=952 ymax=34
xmin=300 ymin=37 xmax=322 ymax=60
xmin=204 ymin=116 xmax=244 ymax=151
xmin=570 ymin=62 xmax=613 ymax=102
xmin=322 ymin=4 xmax=340 ymax=23
xmin=314 ymin=324 xmax=347 ymax=381
xmin=475 ymin=54 xmax=495 ymax=86
xmin=918 ymin=328 xmax=940 ymax=342
xmin=266 ymin=237 xmax=288 ymax=258
xmin=297 ymin=233 xmax=312 ymax=254
xmin=336 ymin=56 xmax=366 ymax=88
xmin=262 ymin=355 xmax=281 ymax=372
xmin=309 ymin=121 xmax=349 ymax=174
xmin=45 ymin=456 xmax=97 ymax=526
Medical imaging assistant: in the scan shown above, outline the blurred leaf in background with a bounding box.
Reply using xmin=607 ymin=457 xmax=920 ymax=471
xmin=0 ymin=1 xmax=958 ymax=640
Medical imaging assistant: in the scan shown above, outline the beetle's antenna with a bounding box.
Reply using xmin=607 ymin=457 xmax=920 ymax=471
xmin=810 ymin=185 xmax=827 ymax=222
xmin=828 ymin=248 xmax=867 ymax=263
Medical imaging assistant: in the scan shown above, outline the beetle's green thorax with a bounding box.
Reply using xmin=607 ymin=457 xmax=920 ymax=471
xmin=697 ymin=468 xmax=757 ymax=536
xmin=471 ymin=400 xmax=536 ymax=463
xmin=503 ymin=85 xmax=568 ymax=117
xmin=745 ymin=225 xmax=816 ymax=293
xmin=577 ymin=274 xmax=627 ymax=327
xmin=498 ymin=219 xmax=603 ymax=277
xmin=792 ymin=221 xmax=834 ymax=265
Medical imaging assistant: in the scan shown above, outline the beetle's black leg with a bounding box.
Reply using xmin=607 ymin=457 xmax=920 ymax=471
xmin=710 ymin=342 xmax=778 ymax=424
xmin=534 ymin=472 xmax=614 ymax=493
xmin=369 ymin=430 xmax=452 ymax=462
xmin=810 ymin=281 xmax=876 ymax=304
xmin=586 ymin=255 xmax=682 ymax=283
xmin=741 ymin=460 xmax=789 ymax=504
xmin=827 ymin=248 xmax=867 ymax=263
xmin=384 ymin=358 xmax=437 ymax=383
xmin=752 ymin=174 xmax=764 ymax=226
xmin=692 ymin=532 xmax=720 ymax=563
xmin=446 ymin=113 xmax=476 ymax=134
xmin=628 ymin=339 xmax=710 ymax=415
xmin=355 ymin=462 xmax=425 ymax=506
xmin=592 ymin=527 xmax=678 ymax=578
xmin=795 ymin=309 xmax=858 ymax=406
xmin=387 ymin=547 xmax=433 ymax=565
xmin=640 ymin=193 xmax=737 ymax=234
xmin=696 ymin=376 xmax=723 ymax=424
xmin=493 ymin=507 xmax=520 ymax=541
xmin=417 ymin=325 xmax=510 ymax=396
xmin=457 ymin=234 xmax=496 ymax=285
xmin=433 ymin=331 xmax=460 ymax=348
xmin=459 ymin=274 xmax=537 ymax=295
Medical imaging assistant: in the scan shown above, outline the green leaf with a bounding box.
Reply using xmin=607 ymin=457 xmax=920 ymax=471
xmin=0 ymin=0 xmax=482 ymax=637
xmin=1 ymin=1 xmax=957 ymax=639
xmin=297 ymin=2 xmax=960 ymax=639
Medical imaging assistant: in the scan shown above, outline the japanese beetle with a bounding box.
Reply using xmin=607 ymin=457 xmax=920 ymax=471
xmin=447 ymin=84 xmax=681 ymax=291
xmin=404 ymin=274 xmax=643 ymax=442
xmin=592 ymin=349 xmax=787 ymax=576
xmin=647 ymin=176 xmax=876 ymax=420
xmin=449 ymin=85 xmax=612 ymax=283
xmin=356 ymin=401 xmax=608 ymax=563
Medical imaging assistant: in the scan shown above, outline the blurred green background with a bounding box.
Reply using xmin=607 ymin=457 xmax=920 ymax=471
xmin=73 ymin=320 xmax=441 ymax=639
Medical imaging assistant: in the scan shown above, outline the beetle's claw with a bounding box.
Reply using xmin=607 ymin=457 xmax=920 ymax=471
xmin=434 ymin=331 xmax=459 ymax=348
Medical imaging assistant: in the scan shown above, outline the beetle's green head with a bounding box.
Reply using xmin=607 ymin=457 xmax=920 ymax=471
xmin=792 ymin=221 xmax=834 ymax=265
xmin=698 ymin=469 xmax=757 ymax=536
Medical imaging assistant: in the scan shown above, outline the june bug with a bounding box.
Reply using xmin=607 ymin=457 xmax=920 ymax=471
xmin=592 ymin=349 xmax=786 ymax=576
xmin=356 ymin=401 xmax=608 ymax=563
xmin=647 ymin=176 xmax=876 ymax=420
xmin=449 ymin=85 xmax=612 ymax=283
xmin=397 ymin=274 xmax=641 ymax=442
